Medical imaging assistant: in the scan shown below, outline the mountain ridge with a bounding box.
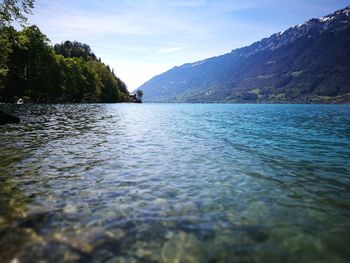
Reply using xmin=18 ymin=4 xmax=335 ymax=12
xmin=135 ymin=6 xmax=350 ymax=103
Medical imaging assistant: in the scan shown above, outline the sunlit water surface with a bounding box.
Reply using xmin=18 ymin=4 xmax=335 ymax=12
xmin=0 ymin=103 xmax=350 ymax=263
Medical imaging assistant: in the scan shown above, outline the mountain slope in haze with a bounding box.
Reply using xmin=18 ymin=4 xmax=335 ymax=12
xmin=136 ymin=7 xmax=350 ymax=103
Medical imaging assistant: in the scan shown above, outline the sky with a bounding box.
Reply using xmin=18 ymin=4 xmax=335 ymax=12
xmin=26 ymin=0 xmax=350 ymax=91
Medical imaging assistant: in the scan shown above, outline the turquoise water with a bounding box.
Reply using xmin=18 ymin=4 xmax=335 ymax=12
xmin=0 ymin=103 xmax=350 ymax=262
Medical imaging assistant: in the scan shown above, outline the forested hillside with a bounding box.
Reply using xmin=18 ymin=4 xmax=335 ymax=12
xmin=0 ymin=26 xmax=129 ymax=103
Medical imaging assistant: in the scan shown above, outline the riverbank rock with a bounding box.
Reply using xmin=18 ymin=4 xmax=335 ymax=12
xmin=0 ymin=110 xmax=20 ymax=125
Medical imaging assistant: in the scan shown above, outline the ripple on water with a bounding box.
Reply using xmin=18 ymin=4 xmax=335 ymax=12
xmin=0 ymin=103 xmax=350 ymax=262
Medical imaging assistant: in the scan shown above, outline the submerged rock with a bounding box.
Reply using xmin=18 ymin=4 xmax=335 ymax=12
xmin=161 ymin=232 xmax=204 ymax=263
xmin=0 ymin=110 xmax=20 ymax=125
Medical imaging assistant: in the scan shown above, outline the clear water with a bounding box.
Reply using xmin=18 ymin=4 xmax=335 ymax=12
xmin=0 ymin=103 xmax=350 ymax=263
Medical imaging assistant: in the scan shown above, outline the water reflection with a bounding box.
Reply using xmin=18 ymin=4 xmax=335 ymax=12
xmin=0 ymin=104 xmax=349 ymax=262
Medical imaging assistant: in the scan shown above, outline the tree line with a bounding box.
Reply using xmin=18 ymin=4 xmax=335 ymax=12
xmin=0 ymin=25 xmax=130 ymax=103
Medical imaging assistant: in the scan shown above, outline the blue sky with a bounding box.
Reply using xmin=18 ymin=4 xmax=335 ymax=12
xmin=27 ymin=0 xmax=350 ymax=91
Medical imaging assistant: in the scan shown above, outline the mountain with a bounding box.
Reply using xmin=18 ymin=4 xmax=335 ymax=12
xmin=135 ymin=7 xmax=350 ymax=103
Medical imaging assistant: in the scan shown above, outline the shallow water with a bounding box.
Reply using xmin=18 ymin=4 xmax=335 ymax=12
xmin=0 ymin=103 xmax=350 ymax=262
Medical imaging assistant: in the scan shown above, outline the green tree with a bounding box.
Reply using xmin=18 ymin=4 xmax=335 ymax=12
xmin=0 ymin=26 xmax=12 ymax=79
xmin=56 ymin=57 xmax=99 ymax=102
xmin=0 ymin=0 xmax=35 ymax=27
xmin=0 ymin=0 xmax=34 ymax=94
xmin=54 ymin=41 xmax=97 ymax=61
xmin=136 ymin=90 xmax=143 ymax=102
xmin=20 ymin=26 xmax=59 ymax=100
xmin=1 ymin=26 xmax=60 ymax=102
xmin=0 ymin=26 xmax=24 ymax=99
xmin=0 ymin=25 xmax=129 ymax=103
xmin=54 ymin=40 xmax=129 ymax=102
xmin=88 ymin=60 xmax=121 ymax=102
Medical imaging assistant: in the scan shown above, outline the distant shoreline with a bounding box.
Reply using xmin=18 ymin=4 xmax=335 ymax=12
xmin=1 ymin=101 xmax=349 ymax=105
xmin=139 ymin=101 xmax=350 ymax=105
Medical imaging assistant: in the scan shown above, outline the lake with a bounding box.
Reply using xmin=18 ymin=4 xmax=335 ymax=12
xmin=0 ymin=103 xmax=350 ymax=262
